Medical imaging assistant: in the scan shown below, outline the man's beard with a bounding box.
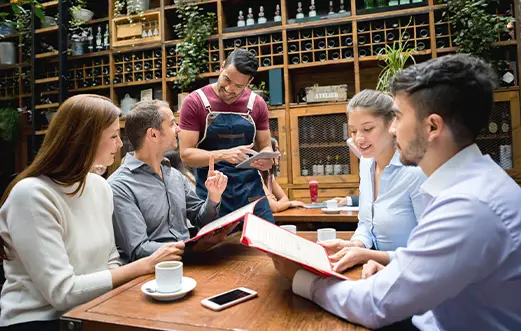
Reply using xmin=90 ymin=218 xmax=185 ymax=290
xmin=399 ymin=130 xmax=428 ymax=166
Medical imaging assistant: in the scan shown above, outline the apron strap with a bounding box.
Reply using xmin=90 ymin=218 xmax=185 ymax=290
xmin=247 ymin=91 xmax=257 ymax=114
xmin=195 ymin=89 xmax=212 ymax=113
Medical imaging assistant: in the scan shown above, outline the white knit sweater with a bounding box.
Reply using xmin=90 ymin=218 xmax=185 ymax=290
xmin=0 ymin=173 xmax=121 ymax=326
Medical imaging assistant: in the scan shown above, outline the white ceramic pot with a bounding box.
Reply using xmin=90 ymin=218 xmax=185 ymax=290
xmin=0 ymin=42 xmax=16 ymax=65
xmin=45 ymin=111 xmax=56 ymax=124
xmin=127 ymin=0 xmax=150 ymax=13
xmin=121 ymin=94 xmax=137 ymax=116
xmin=72 ymin=8 xmax=94 ymax=22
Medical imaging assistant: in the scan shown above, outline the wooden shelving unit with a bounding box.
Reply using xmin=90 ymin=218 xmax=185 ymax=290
xmin=2 ymin=0 xmax=520 ymax=193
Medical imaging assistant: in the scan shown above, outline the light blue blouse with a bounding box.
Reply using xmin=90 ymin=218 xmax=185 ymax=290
xmin=351 ymin=150 xmax=428 ymax=254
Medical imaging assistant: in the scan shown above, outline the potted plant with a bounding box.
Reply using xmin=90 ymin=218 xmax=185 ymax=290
xmin=0 ymin=107 xmax=20 ymax=141
xmin=376 ymin=29 xmax=416 ymax=93
xmin=173 ymin=0 xmax=216 ymax=94
xmin=441 ymin=0 xmax=515 ymax=61
xmin=248 ymin=81 xmax=269 ymax=102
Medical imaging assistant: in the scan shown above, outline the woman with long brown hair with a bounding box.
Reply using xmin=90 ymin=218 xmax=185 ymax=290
xmin=260 ymin=138 xmax=305 ymax=213
xmin=0 ymin=95 xmax=184 ymax=331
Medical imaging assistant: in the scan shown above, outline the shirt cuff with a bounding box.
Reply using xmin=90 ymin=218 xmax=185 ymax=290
xmin=387 ymin=250 xmax=395 ymax=262
xmin=292 ymin=269 xmax=320 ymax=301
xmin=345 ymin=196 xmax=353 ymax=206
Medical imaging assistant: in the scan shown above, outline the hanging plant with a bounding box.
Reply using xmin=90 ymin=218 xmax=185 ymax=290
xmin=0 ymin=107 xmax=20 ymax=141
xmin=173 ymin=0 xmax=216 ymax=91
xmin=0 ymin=0 xmax=45 ymax=32
xmin=442 ymin=0 xmax=515 ymax=61
xmin=376 ymin=25 xmax=416 ymax=93
xmin=113 ymin=0 xmax=145 ymax=23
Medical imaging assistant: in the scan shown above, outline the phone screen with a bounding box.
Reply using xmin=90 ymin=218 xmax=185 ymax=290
xmin=208 ymin=289 xmax=251 ymax=306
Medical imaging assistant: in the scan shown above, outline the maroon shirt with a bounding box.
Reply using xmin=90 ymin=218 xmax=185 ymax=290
xmin=179 ymin=84 xmax=269 ymax=140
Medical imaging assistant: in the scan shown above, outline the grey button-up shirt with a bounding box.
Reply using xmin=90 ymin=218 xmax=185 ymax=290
xmin=108 ymin=153 xmax=219 ymax=263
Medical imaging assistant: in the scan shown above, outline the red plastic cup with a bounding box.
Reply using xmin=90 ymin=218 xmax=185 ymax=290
xmin=309 ymin=180 xmax=319 ymax=203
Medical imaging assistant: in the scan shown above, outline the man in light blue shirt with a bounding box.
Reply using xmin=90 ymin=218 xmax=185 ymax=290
xmin=269 ymin=54 xmax=521 ymax=330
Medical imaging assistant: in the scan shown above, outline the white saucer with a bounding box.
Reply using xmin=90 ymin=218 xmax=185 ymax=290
xmin=141 ymin=276 xmax=197 ymax=302
xmin=321 ymin=207 xmax=341 ymax=214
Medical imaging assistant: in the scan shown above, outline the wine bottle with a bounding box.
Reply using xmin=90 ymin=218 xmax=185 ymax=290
xmin=291 ymin=56 xmax=300 ymax=64
xmin=318 ymin=52 xmax=326 ymax=62
xmin=328 ymin=39 xmax=337 ymax=48
xmin=262 ymin=58 xmax=271 ymax=67
xmin=247 ymin=37 xmax=257 ymax=45
xmin=301 ymin=159 xmax=309 ymax=176
xmin=341 ymin=25 xmax=351 ymax=34
xmin=359 ymin=48 xmax=368 ymax=57
xmin=249 ymin=49 xmax=257 ymax=56
xmin=125 ymin=74 xmax=133 ymax=83
xmin=419 ymin=29 xmax=429 ymax=38
xmin=372 ymin=33 xmax=382 ymax=43
xmin=417 ymin=41 xmax=426 ymax=51
xmin=168 ymin=47 xmax=176 ymax=56
xmin=289 ymin=44 xmax=298 ymax=52
xmin=334 ymin=155 xmax=342 ymax=175
xmin=154 ymin=60 xmax=162 ymax=68
xmin=304 ymin=42 xmax=313 ymax=51
xmin=113 ymin=75 xmax=122 ymax=84
xmin=331 ymin=52 xmax=340 ymax=60
xmin=358 ymin=35 xmax=366 ymax=45
xmin=302 ymin=54 xmax=310 ymax=63
xmin=436 ymin=40 xmax=446 ymax=49
xmin=317 ymin=40 xmax=326 ymax=49
xmin=343 ymin=49 xmax=353 ymax=58
xmin=125 ymin=64 xmax=132 ymax=72
xmin=345 ymin=36 xmax=353 ymax=46
xmin=134 ymin=63 xmax=142 ymax=71
xmin=315 ymin=29 xmax=325 ymax=37
xmin=154 ymin=49 xmax=162 ymax=58
xmin=155 ymin=71 xmax=162 ymax=79
xmin=326 ymin=27 xmax=337 ymax=36
xmin=325 ymin=156 xmax=334 ymax=176
xmin=276 ymin=45 xmax=283 ymax=54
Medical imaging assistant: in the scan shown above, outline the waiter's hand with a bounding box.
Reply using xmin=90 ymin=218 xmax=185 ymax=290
xmin=221 ymin=144 xmax=257 ymax=164
xmin=206 ymin=155 xmax=228 ymax=203
xmin=250 ymin=158 xmax=274 ymax=171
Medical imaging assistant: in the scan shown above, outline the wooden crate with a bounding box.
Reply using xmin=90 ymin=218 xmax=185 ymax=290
xmin=112 ymin=11 xmax=162 ymax=47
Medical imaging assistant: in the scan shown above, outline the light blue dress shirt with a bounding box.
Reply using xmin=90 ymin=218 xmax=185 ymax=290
xmin=352 ymin=150 xmax=428 ymax=255
xmin=293 ymin=144 xmax=521 ymax=330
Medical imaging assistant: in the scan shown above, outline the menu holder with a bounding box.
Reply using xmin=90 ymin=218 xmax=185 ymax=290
xmin=185 ymin=198 xmax=264 ymax=243
xmin=240 ymin=213 xmax=349 ymax=280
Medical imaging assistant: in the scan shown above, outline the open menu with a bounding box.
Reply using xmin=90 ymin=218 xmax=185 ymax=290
xmin=235 ymin=151 xmax=281 ymax=169
xmin=240 ymin=213 xmax=349 ymax=280
xmin=185 ymin=198 xmax=263 ymax=243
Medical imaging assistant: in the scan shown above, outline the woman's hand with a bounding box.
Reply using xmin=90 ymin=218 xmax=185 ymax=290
xmin=289 ymin=200 xmax=305 ymax=208
xmin=318 ymin=239 xmax=356 ymax=256
xmin=329 ymin=247 xmax=368 ymax=272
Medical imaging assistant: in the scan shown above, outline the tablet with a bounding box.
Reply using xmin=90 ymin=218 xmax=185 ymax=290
xmin=235 ymin=151 xmax=281 ymax=169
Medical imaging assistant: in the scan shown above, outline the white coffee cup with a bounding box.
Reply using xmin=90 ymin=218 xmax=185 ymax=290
xmin=317 ymin=228 xmax=336 ymax=242
xmin=280 ymin=224 xmax=297 ymax=234
xmin=326 ymin=199 xmax=338 ymax=210
xmin=155 ymin=261 xmax=183 ymax=293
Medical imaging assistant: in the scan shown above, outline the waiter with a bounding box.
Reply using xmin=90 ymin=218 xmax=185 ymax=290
xmin=178 ymin=49 xmax=274 ymax=223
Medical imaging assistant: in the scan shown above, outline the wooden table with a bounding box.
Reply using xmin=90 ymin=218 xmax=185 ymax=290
xmin=62 ymin=232 xmax=368 ymax=331
xmin=274 ymin=208 xmax=359 ymax=224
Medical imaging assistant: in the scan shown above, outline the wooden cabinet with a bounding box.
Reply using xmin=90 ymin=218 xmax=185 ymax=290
xmin=289 ymin=103 xmax=359 ymax=185
xmin=269 ymin=108 xmax=289 ymax=184
xmin=290 ymin=187 xmax=359 ymax=204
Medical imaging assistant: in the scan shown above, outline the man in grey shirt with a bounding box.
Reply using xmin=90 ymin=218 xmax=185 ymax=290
xmin=108 ymin=100 xmax=228 ymax=263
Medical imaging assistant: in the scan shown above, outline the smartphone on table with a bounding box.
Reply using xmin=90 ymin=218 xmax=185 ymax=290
xmin=200 ymin=287 xmax=257 ymax=311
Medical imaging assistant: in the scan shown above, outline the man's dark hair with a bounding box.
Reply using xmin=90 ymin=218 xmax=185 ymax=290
xmin=224 ymin=48 xmax=258 ymax=78
xmin=125 ymin=100 xmax=170 ymax=150
xmin=390 ymin=54 xmax=497 ymax=146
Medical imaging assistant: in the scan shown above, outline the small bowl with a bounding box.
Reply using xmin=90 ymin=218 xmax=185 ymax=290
xmin=72 ymin=8 xmax=94 ymax=22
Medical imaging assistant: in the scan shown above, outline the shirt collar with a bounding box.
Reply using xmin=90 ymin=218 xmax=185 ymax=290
xmin=367 ymin=149 xmax=403 ymax=171
xmin=421 ymin=143 xmax=482 ymax=198
xmin=124 ymin=152 xmax=172 ymax=175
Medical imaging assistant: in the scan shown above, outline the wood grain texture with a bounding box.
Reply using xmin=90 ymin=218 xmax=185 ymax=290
xmin=63 ymin=232 xmax=367 ymax=331
xmin=274 ymin=208 xmax=358 ymax=223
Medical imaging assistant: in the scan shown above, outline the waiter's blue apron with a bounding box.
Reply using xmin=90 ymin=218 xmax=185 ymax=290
xmin=194 ymin=88 xmax=274 ymax=224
